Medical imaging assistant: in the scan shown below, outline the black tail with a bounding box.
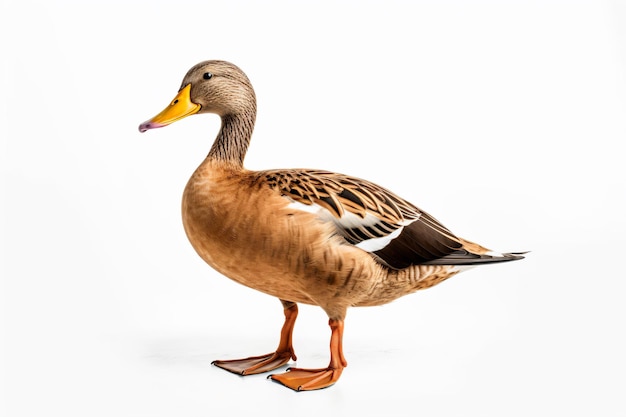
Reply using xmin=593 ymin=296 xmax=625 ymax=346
xmin=422 ymin=250 xmax=527 ymax=266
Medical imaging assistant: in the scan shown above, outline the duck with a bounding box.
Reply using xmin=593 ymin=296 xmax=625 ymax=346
xmin=139 ymin=60 xmax=525 ymax=391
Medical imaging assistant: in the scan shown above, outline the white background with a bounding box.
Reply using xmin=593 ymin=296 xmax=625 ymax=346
xmin=2 ymin=0 xmax=625 ymax=415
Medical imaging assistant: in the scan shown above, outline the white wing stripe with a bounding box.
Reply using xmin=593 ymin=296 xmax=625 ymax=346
xmin=355 ymin=227 xmax=403 ymax=252
xmin=286 ymin=199 xmax=417 ymax=253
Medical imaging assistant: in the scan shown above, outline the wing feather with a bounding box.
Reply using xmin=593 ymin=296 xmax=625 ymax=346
xmin=259 ymin=169 xmax=471 ymax=268
xmin=259 ymin=169 xmax=525 ymax=268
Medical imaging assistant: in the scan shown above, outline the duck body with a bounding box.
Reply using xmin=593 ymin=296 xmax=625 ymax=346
xmin=140 ymin=60 xmax=524 ymax=391
xmin=182 ymin=160 xmax=459 ymax=315
xmin=181 ymin=160 xmax=352 ymax=309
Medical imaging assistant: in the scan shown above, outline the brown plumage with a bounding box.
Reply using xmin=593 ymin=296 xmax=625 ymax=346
xmin=139 ymin=60 xmax=525 ymax=391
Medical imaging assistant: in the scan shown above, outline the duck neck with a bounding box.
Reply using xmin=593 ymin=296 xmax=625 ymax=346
xmin=208 ymin=109 xmax=256 ymax=167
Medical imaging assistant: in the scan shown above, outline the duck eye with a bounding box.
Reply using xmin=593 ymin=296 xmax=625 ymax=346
xmin=203 ymin=72 xmax=213 ymax=80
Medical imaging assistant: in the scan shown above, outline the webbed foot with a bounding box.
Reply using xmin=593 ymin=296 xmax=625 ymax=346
xmin=213 ymin=350 xmax=295 ymax=375
xmin=269 ymin=318 xmax=347 ymax=391
xmin=269 ymin=366 xmax=343 ymax=391
xmin=212 ymin=302 xmax=298 ymax=376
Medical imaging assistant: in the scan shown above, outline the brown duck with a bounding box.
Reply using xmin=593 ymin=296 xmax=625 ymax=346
xmin=139 ymin=60 xmax=524 ymax=391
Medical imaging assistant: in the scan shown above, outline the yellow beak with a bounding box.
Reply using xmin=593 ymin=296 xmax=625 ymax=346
xmin=139 ymin=84 xmax=201 ymax=132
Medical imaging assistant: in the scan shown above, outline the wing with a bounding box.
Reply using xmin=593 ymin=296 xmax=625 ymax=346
xmin=259 ymin=169 xmax=467 ymax=269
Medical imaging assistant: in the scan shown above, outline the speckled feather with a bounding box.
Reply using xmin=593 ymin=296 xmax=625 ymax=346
xmin=258 ymin=168 xmax=523 ymax=269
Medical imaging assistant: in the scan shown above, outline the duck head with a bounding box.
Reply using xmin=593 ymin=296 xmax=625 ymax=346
xmin=139 ymin=60 xmax=256 ymax=133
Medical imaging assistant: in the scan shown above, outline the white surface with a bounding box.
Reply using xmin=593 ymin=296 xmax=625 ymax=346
xmin=2 ymin=0 xmax=625 ymax=416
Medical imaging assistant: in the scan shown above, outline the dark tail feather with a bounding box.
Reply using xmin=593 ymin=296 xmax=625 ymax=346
xmin=422 ymin=250 xmax=527 ymax=266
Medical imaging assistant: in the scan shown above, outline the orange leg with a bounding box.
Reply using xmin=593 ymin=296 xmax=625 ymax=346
xmin=212 ymin=302 xmax=298 ymax=375
xmin=269 ymin=318 xmax=347 ymax=391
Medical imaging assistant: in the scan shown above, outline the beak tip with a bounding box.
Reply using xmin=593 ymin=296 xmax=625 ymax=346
xmin=138 ymin=121 xmax=163 ymax=133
